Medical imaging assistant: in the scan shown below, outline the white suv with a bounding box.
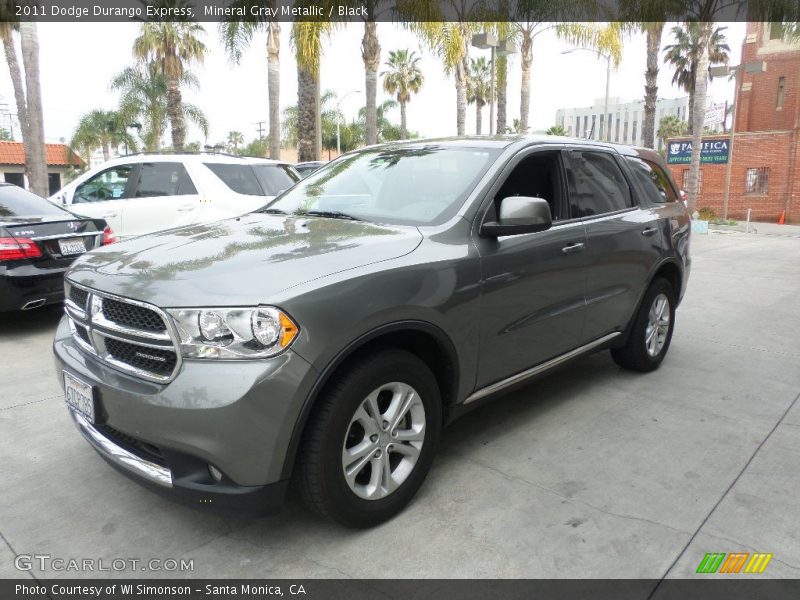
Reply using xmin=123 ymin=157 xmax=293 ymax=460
xmin=50 ymin=154 xmax=300 ymax=239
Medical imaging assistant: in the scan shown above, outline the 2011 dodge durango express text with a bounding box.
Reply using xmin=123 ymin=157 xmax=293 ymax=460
xmin=53 ymin=136 xmax=691 ymax=527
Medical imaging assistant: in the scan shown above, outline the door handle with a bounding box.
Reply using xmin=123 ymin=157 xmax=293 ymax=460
xmin=177 ymin=205 xmax=195 ymax=212
xmin=641 ymin=227 xmax=658 ymax=237
xmin=103 ymin=212 xmax=118 ymax=218
xmin=561 ymin=242 xmax=585 ymax=255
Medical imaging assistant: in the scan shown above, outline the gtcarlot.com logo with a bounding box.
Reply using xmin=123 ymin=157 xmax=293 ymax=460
xmin=14 ymin=553 xmax=194 ymax=573
xmin=696 ymin=552 xmax=773 ymax=574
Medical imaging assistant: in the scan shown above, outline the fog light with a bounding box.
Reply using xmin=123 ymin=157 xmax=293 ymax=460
xmin=208 ymin=464 xmax=223 ymax=482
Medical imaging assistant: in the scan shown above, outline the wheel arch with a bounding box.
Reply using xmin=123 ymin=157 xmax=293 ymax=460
xmin=280 ymin=320 xmax=460 ymax=479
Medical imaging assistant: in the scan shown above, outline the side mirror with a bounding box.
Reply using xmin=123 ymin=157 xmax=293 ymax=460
xmin=480 ymin=196 xmax=553 ymax=237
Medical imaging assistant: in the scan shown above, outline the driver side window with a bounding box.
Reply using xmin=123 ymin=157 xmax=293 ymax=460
xmin=488 ymin=151 xmax=566 ymax=222
xmin=73 ymin=165 xmax=134 ymax=204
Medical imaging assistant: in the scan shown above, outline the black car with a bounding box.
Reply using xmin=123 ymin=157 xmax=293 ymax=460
xmin=1 ymin=183 xmax=113 ymax=312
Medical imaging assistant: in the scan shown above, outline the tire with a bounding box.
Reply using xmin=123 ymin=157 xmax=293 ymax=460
xmin=611 ymin=277 xmax=676 ymax=372
xmin=295 ymin=348 xmax=442 ymax=527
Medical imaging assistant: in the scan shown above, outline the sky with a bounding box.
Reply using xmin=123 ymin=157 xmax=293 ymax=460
xmin=0 ymin=21 xmax=746 ymax=147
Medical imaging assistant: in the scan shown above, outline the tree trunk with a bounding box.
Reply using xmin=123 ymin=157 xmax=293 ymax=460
xmin=102 ymin=140 xmax=110 ymax=162
xmin=314 ymin=68 xmax=321 ymax=160
xmin=297 ymin=66 xmax=316 ymax=162
xmin=166 ymin=77 xmax=186 ymax=152
xmin=520 ymin=32 xmax=533 ymax=133
xmin=686 ymin=22 xmax=712 ymax=213
xmin=400 ymin=100 xmax=407 ymax=139
xmin=687 ymin=88 xmax=695 ymax=134
xmin=642 ymin=23 xmax=663 ymax=149
xmin=267 ymin=22 xmax=281 ymax=159
xmin=2 ymin=31 xmax=31 ymax=177
xmin=475 ymin=102 xmax=482 ymax=135
xmin=362 ymin=20 xmax=380 ymax=146
xmin=455 ymin=55 xmax=468 ymax=136
xmin=496 ymin=54 xmax=507 ymax=134
xmin=19 ymin=23 xmax=47 ymax=197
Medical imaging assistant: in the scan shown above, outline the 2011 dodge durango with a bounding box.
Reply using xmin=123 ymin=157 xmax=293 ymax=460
xmin=54 ymin=136 xmax=691 ymax=527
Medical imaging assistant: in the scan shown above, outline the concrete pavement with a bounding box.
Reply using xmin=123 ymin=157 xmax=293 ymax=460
xmin=0 ymin=228 xmax=798 ymax=579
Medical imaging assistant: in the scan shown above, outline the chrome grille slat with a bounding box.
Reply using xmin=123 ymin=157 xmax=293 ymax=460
xmin=64 ymin=281 xmax=181 ymax=383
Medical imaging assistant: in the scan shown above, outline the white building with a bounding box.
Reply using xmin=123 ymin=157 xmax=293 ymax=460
xmin=555 ymin=96 xmax=691 ymax=151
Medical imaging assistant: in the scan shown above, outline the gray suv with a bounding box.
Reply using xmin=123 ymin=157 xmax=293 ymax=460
xmin=54 ymin=136 xmax=691 ymax=527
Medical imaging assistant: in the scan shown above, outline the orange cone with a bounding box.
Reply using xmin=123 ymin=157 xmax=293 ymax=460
xmin=778 ymin=210 xmax=785 ymax=225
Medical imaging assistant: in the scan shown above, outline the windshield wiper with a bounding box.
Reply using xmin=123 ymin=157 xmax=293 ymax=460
xmin=297 ymin=210 xmax=362 ymax=221
xmin=257 ymin=207 xmax=288 ymax=215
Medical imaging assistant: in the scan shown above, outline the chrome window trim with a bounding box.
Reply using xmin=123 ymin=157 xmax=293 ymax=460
xmin=64 ymin=280 xmax=182 ymax=384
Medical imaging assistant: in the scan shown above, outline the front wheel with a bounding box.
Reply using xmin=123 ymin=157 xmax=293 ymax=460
xmin=295 ymin=348 xmax=441 ymax=527
xmin=611 ymin=277 xmax=676 ymax=372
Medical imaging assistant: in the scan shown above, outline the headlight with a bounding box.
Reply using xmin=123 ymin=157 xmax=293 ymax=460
xmin=167 ymin=306 xmax=299 ymax=359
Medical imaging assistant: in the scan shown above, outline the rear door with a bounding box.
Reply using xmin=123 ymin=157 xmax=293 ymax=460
xmin=563 ymin=148 xmax=663 ymax=342
xmin=68 ymin=164 xmax=135 ymax=234
xmin=122 ymin=162 xmax=200 ymax=237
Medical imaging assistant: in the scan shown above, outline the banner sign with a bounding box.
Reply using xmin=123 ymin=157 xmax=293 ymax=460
xmin=704 ymin=104 xmax=726 ymax=128
xmin=667 ymin=139 xmax=730 ymax=164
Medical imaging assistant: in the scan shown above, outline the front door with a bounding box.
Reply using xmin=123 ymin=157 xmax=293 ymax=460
xmin=474 ymin=149 xmax=588 ymax=389
xmin=69 ymin=164 xmax=135 ymax=234
xmin=122 ymin=162 xmax=200 ymax=237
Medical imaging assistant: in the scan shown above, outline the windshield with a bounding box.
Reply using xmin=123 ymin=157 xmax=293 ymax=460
xmin=0 ymin=185 xmax=70 ymax=217
xmin=266 ymin=145 xmax=500 ymax=226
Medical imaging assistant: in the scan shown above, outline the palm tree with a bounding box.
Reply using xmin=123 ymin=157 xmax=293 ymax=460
xmin=467 ymin=57 xmax=491 ymax=135
xmin=133 ymin=21 xmax=206 ymax=152
xmin=227 ymin=131 xmax=245 ymax=155
xmin=291 ymin=19 xmax=335 ymax=161
xmin=656 ymin=115 xmax=688 ymax=148
xmin=546 ymin=124 xmax=567 ymax=135
xmin=495 ymin=54 xmax=508 ymax=134
xmin=111 ymin=65 xmax=208 ymax=152
xmin=381 ymin=49 xmax=424 ymax=139
xmin=218 ymin=1 xmax=281 ymax=159
xmin=71 ymin=110 xmax=138 ymax=163
xmin=357 ymin=98 xmax=400 ymax=143
xmin=358 ymin=1 xmax=393 ymax=146
xmin=663 ymin=23 xmax=730 ymax=134
xmin=641 ymin=22 xmax=666 ymax=149
xmin=1 ymin=21 xmax=31 ymax=177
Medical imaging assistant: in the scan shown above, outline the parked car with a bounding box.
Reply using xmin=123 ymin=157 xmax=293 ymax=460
xmin=294 ymin=161 xmax=326 ymax=178
xmin=54 ymin=136 xmax=690 ymax=527
xmin=1 ymin=183 xmax=113 ymax=312
xmin=50 ymin=154 xmax=300 ymax=239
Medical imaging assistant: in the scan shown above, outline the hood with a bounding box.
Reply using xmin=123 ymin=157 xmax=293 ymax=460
xmin=66 ymin=213 xmax=422 ymax=307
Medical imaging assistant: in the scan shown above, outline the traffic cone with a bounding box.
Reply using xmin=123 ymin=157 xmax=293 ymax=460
xmin=778 ymin=210 xmax=785 ymax=225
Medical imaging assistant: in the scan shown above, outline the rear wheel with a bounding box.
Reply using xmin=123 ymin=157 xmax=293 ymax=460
xmin=611 ymin=277 xmax=676 ymax=372
xmin=295 ymin=348 xmax=441 ymax=527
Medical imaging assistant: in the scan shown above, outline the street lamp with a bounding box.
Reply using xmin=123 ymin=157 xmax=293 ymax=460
xmin=471 ymin=33 xmax=516 ymax=135
xmin=561 ymin=48 xmax=612 ymax=141
xmin=710 ymin=61 xmax=766 ymax=220
xmin=335 ymin=90 xmax=361 ymax=155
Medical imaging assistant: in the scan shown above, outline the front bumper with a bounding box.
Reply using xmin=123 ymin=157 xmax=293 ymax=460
xmin=53 ymin=316 xmax=319 ymax=514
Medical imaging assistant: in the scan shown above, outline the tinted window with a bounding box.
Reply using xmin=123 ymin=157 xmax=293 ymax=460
xmin=566 ymin=151 xmax=632 ymax=217
xmin=205 ymin=163 xmax=263 ymax=196
xmin=134 ymin=163 xmax=189 ymax=198
xmin=252 ymin=164 xmax=299 ymax=195
xmin=268 ymin=146 xmax=500 ymax=226
xmin=626 ymin=157 xmax=678 ymax=204
xmin=74 ymin=165 xmax=134 ymax=203
xmin=0 ymin=185 xmax=69 ymax=217
xmin=492 ymin=152 xmax=565 ymax=221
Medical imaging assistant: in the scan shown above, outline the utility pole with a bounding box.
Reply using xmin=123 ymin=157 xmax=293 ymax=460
xmin=255 ymin=121 xmax=267 ymax=139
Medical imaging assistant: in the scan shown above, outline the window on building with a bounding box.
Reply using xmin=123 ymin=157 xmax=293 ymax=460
xmin=744 ymin=168 xmax=769 ymax=194
xmin=623 ymin=118 xmax=629 ymax=144
xmin=777 ymin=76 xmax=786 ymax=109
xmin=591 ymin=114 xmax=597 ymax=138
xmin=769 ymin=22 xmax=784 ymax=40
xmin=632 ymin=121 xmax=638 ymax=145
xmin=599 ymin=114 xmax=605 ymax=139
xmin=682 ymin=169 xmax=703 ymax=194
xmin=583 ymin=115 xmax=589 ymax=138
xmin=615 ymin=114 xmax=621 ymax=142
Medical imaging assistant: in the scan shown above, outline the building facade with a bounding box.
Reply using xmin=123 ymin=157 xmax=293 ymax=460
xmin=666 ymin=23 xmax=800 ymax=223
xmin=0 ymin=141 xmax=85 ymax=195
xmin=555 ymin=96 xmax=690 ymax=150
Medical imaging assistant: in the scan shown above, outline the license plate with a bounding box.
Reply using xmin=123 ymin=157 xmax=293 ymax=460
xmin=64 ymin=371 xmax=95 ymax=423
xmin=59 ymin=238 xmax=86 ymax=255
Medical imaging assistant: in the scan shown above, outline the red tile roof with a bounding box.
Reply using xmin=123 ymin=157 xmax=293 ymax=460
xmin=0 ymin=141 xmax=85 ymax=168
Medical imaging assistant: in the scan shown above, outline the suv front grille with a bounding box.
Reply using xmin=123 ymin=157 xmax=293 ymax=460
xmin=105 ymin=338 xmax=177 ymax=376
xmin=64 ymin=282 xmax=180 ymax=383
xmin=102 ymin=298 xmax=167 ymax=333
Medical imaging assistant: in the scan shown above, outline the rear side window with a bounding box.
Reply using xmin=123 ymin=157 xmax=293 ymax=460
xmin=626 ymin=157 xmax=678 ymax=204
xmin=204 ymin=163 xmax=263 ymax=196
xmin=252 ymin=164 xmax=300 ymax=195
xmin=0 ymin=185 xmax=68 ymax=217
xmin=566 ymin=151 xmax=632 ymax=217
xmin=134 ymin=163 xmax=194 ymax=198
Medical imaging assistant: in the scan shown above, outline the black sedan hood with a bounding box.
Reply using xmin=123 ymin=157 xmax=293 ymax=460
xmin=66 ymin=213 xmax=423 ymax=307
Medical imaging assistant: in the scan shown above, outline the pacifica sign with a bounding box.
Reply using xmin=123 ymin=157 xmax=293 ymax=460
xmin=667 ymin=138 xmax=730 ymax=164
